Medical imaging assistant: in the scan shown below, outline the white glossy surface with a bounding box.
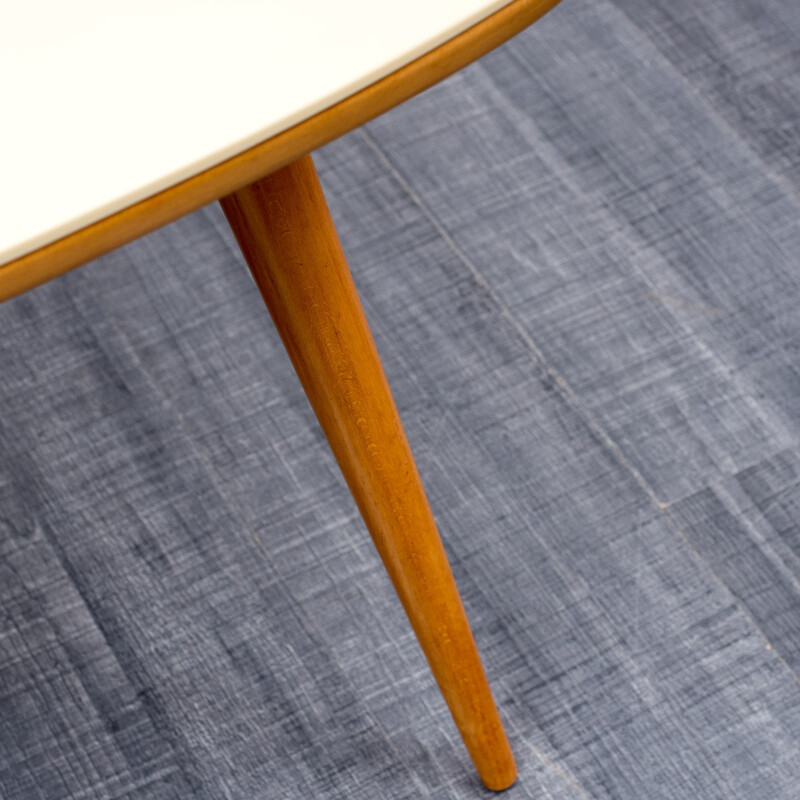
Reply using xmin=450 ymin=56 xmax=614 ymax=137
xmin=0 ymin=0 xmax=509 ymax=265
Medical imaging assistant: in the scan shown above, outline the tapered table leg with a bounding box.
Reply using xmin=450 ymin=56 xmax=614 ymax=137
xmin=220 ymin=155 xmax=516 ymax=791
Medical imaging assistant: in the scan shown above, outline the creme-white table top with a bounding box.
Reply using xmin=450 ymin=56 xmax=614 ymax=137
xmin=1 ymin=0 xmax=510 ymax=266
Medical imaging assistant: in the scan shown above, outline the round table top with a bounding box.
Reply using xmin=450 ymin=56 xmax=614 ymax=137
xmin=0 ymin=0 xmax=561 ymax=300
xmin=1 ymin=1 xmax=512 ymax=266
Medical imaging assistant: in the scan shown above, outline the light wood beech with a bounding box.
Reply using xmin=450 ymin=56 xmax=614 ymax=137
xmin=0 ymin=0 xmax=560 ymax=303
xmin=220 ymin=156 xmax=517 ymax=791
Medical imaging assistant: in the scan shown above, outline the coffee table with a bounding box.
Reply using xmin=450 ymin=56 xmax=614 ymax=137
xmin=1 ymin=0 xmax=561 ymax=790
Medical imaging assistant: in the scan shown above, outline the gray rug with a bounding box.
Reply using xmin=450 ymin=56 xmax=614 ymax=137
xmin=3 ymin=0 xmax=800 ymax=796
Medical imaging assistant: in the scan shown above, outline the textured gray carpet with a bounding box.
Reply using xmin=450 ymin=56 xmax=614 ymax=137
xmin=3 ymin=0 xmax=800 ymax=797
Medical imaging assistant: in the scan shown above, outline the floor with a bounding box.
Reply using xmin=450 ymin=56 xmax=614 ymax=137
xmin=3 ymin=0 xmax=800 ymax=797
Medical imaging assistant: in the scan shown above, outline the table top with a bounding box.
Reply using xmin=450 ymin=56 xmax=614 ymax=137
xmin=1 ymin=0 xmax=514 ymax=267
xmin=0 ymin=0 xmax=561 ymax=301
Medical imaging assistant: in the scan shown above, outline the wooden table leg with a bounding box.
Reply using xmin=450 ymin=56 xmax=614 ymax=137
xmin=220 ymin=155 xmax=517 ymax=791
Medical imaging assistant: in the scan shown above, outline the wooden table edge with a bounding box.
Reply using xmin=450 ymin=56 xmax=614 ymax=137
xmin=0 ymin=0 xmax=561 ymax=302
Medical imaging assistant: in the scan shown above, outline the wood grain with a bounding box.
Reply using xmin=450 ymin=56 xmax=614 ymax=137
xmin=0 ymin=0 xmax=561 ymax=303
xmin=220 ymin=156 xmax=517 ymax=791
